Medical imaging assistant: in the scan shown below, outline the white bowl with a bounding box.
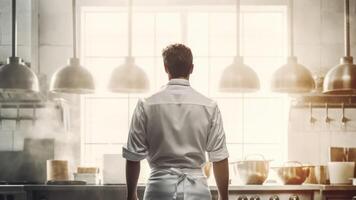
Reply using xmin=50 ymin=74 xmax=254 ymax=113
xmin=328 ymin=162 xmax=355 ymax=184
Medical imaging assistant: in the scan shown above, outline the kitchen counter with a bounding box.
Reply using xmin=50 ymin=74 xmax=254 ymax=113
xmin=0 ymin=184 xmax=355 ymax=200
xmin=0 ymin=184 xmax=351 ymax=191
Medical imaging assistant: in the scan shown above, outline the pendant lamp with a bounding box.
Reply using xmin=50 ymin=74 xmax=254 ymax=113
xmin=271 ymin=0 xmax=315 ymax=93
xmin=108 ymin=0 xmax=149 ymax=93
xmin=219 ymin=0 xmax=260 ymax=93
xmin=0 ymin=0 xmax=39 ymax=93
xmin=50 ymin=0 xmax=95 ymax=94
xmin=323 ymin=0 xmax=356 ymax=94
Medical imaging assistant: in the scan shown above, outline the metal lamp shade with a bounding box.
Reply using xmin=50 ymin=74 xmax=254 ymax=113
xmin=0 ymin=57 xmax=39 ymax=93
xmin=271 ymin=56 xmax=315 ymax=93
xmin=50 ymin=58 xmax=95 ymax=94
xmin=109 ymin=57 xmax=149 ymax=93
xmin=323 ymin=57 xmax=356 ymax=94
xmin=219 ymin=57 xmax=260 ymax=93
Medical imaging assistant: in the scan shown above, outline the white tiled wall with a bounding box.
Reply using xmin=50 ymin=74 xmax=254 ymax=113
xmin=0 ymin=0 xmax=32 ymax=63
xmin=289 ymin=107 xmax=356 ymax=164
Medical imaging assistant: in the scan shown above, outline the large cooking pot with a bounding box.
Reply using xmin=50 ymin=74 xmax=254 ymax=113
xmin=272 ymin=161 xmax=310 ymax=185
xmin=231 ymin=155 xmax=270 ymax=185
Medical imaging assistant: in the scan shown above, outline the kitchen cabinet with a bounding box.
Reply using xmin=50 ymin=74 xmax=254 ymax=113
xmin=321 ymin=185 xmax=356 ymax=200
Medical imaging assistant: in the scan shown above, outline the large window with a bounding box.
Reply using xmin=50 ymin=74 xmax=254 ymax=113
xmin=80 ymin=4 xmax=290 ymax=174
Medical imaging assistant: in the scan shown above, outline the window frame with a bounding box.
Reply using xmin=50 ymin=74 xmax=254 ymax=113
xmin=79 ymin=3 xmax=290 ymax=167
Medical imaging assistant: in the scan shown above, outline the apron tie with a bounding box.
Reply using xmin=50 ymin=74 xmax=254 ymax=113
xmin=165 ymin=168 xmax=197 ymax=200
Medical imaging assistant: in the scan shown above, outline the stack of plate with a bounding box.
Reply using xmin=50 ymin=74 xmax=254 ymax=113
xmin=73 ymin=167 xmax=99 ymax=185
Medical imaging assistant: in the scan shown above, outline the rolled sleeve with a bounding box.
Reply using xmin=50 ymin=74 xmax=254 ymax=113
xmin=206 ymin=104 xmax=229 ymax=162
xmin=122 ymin=99 xmax=148 ymax=161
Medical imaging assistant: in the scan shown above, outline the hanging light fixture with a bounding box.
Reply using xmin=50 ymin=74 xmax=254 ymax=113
xmin=323 ymin=0 xmax=356 ymax=94
xmin=0 ymin=0 xmax=39 ymax=93
xmin=108 ymin=0 xmax=149 ymax=93
xmin=50 ymin=0 xmax=95 ymax=94
xmin=219 ymin=0 xmax=260 ymax=93
xmin=271 ymin=0 xmax=315 ymax=93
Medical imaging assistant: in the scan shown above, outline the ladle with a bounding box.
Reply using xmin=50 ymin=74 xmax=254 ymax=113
xmin=325 ymin=103 xmax=332 ymax=124
xmin=341 ymin=103 xmax=350 ymax=127
xmin=309 ymin=102 xmax=317 ymax=124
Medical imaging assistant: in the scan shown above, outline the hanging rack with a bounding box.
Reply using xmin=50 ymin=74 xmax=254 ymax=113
xmin=291 ymin=94 xmax=356 ymax=108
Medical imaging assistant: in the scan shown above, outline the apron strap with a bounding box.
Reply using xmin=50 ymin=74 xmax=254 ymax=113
xmin=161 ymin=168 xmax=199 ymax=200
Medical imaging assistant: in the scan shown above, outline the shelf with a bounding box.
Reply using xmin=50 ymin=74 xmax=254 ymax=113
xmin=291 ymin=94 xmax=356 ymax=108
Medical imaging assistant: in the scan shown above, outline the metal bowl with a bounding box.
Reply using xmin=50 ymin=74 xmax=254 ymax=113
xmin=272 ymin=161 xmax=310 ymax=185
xmin=234 ymin=160 xmax=270 ymax=185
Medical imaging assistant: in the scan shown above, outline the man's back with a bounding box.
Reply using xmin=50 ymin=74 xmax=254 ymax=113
xmin=143 ymin=79 xmax=223 ymax=169
xmin=123 ymin=78 xmax=228 ymax=169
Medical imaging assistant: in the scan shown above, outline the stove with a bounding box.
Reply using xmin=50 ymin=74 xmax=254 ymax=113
xmin=228 ymin=192 xmax=314 ymax=200
xmin=210 ymin=185 xmax=319 ymax=200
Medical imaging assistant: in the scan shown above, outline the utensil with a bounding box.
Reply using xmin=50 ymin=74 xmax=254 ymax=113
xmin=341 ymin=103 xmax=350 ymax=127
xmin=325 ymin=103 xmax=332 ymax=124
xmin=232 ymin=154 xmax=270 ymax=185
xmin=272 ymin=161 xmax=310 ymax=185
xmin=304 ymin=165 xmax=329 ymax=184
xmin=309 ymin=102 xmax=317 ymax=124
xmin=328 ymin=162 xmax=355 ymax=184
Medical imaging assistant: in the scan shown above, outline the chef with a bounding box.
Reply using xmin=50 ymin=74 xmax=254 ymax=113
xmin=123 ymin=44 xmax=229 ymax=200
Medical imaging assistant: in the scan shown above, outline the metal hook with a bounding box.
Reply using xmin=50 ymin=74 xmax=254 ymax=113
xmin=341 ymin=103 xmax=350 ymax=127
xmin=32 ymin=104 xmax=36 ymax=126
xmin=0 ymin=104 xmax=2 ymax=129
xmin=16 ymin=104 xmax=20 ymax=129
xmin=325 ymin=103 xmax=332 ymax=124
xmin=309 ymin=102 xmax=317 ymax=124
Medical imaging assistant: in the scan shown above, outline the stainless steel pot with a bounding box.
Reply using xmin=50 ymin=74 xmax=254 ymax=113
xmin=272 ymin=161 xmax=310 ymax=185
xmin=304 ymin=165 xmax=329 ymax=184
xmin=231 ymin=155 xmax=270 ymax=185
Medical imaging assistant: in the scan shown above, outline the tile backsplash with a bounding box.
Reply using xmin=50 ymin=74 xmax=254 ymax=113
xmin=288 ymin=107 xmax=356 ymax=164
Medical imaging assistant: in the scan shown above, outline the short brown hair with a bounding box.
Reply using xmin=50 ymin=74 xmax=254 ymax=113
xmin=162 ymin=44 xmax=193 ymax=78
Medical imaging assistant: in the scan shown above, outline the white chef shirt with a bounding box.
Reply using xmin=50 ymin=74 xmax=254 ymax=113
xmin=123 ymin=78 xmax=229 ymax=169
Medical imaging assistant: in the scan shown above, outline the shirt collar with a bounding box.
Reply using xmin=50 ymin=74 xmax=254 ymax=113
xmin=167 ymin=78 xmax=190 ymax=86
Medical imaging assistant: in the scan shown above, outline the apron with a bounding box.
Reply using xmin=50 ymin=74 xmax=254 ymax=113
xmin=143 ymin=168 xmax=212 ymax=200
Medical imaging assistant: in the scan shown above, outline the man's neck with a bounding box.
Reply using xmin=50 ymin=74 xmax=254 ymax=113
xmin=169 ymin=76 xmax=189 ymax=80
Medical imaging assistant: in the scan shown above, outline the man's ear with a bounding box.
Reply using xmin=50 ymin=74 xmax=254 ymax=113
xmin=164 ymin=64 xmax=169 ymax=74
xmin=190 ymin=64 xmax=194 ymax=74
